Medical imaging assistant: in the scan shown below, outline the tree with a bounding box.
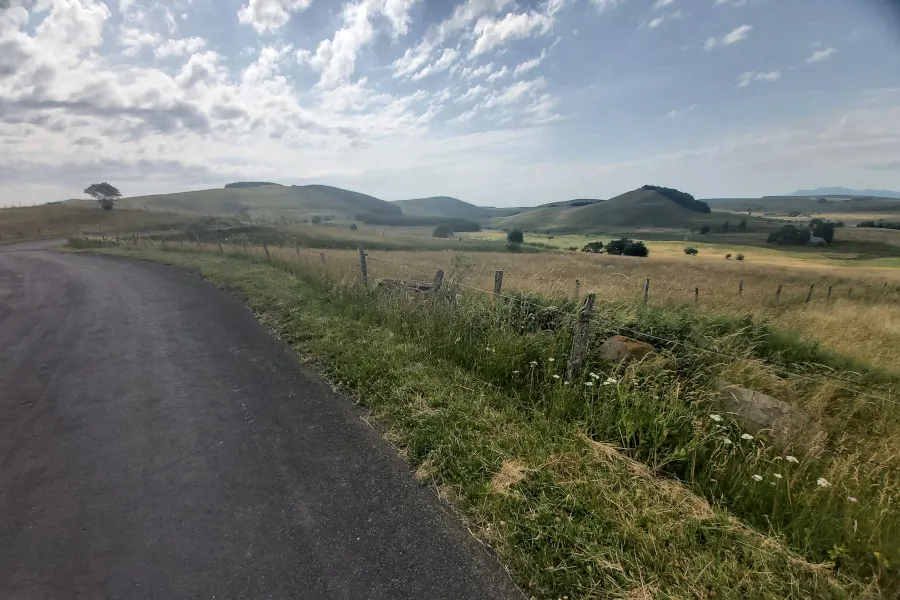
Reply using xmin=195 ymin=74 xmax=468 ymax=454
xmin=432 ymin=223 xmax=454 ymax=238
xmin=349 ymin=224 xmax=358 ymax=230
xmin=311 ymin=215 xmax=322 ymax=224
xmin=738 ymin=218 xmax=747 ymax=232
xmin=684 ymin=247 xmax=698 ymax=255
xmin=581 ymin=241 xmax=604 ymax=254
xmin=84 ymin=182 xmax=121 ymax=210
xmin=700 ymin=225 xmax=710 ymax=235
xmin=507 ymin=229 xmax=524 ymax=244
xmin=605 ymin=238 xmax=629 ymax=255
xmin=623 ymin=241 xmax=649 ymax=257
xmin=723 ymin=220 xmax=730 ymax=231
xmin=810 ymin=219 xmax=835 ymax=243
xmin=767 ymin=224 xmax=811 ymax=245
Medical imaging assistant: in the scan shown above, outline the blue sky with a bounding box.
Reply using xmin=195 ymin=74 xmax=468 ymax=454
xmin=1 ymin=0 xmax=899 ymax=207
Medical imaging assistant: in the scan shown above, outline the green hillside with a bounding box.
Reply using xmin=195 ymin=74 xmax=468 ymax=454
xmin=392 ymin=196 xmax=517 ymax=220
xmin=493 ymin=187 xmax=745 ymax=233
xmin=109 ymin=184 xmax=400 ymax=221
xmin=706 ymin=195 xmax=900 ymax=216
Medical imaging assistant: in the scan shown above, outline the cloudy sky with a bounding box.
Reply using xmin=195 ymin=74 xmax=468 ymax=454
xmin=1 ymin=0 xmax=899 ymax=207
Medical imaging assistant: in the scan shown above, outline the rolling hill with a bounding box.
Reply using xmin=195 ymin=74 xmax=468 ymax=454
xmin=392 ymin=196 xmax=520 ymax=220
xmin=101 ymin=184 xmax=400 ymax=221
xmin=785 ymin=187 xmax=900 ymax=199
xmin=706 ymin=195 xmax=900 ymax=216
xmin=492 ymin=186 xmax=742 ymax=233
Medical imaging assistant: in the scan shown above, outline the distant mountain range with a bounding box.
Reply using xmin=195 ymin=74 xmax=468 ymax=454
xmin=786 ymin=187 xmax=900 ymax=199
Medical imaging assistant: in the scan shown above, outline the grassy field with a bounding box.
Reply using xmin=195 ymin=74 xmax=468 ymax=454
xmin=76 ymin=236 xmax=899 ymax=598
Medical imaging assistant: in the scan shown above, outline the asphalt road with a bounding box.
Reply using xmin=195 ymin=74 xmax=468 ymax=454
xmin=0 ymin=245 xmax=521 ymax=600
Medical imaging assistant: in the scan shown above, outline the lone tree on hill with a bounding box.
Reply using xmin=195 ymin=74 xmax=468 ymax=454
xmin=84 ymin=182 xmax=121 ymax=210
xmin=507 ymin=229 xmax=524 ymax=244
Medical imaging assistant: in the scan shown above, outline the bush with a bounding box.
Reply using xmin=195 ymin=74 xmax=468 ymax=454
xmin=311 ymin=215 xmax=322 ymax=224
xmin=567 ymin=246 xmax=578 ymax=251
xmin=432 ymin=224 xmax=454 ymax=238
xmin=725 ymin=253 xmax=732 ymax=259
xmin=506 ymin=242 xmax=522 ymax=253
xmin=623 ymin=240 xmax=649 ymax=257
xmin=684 ymin=247 xmax=698 ymax=255
xmin=700 ymin=225 xmax=710 ymax=235
xmin=735 ymin=253 xmax=745 ymax=261
xmin=767 ymin=224 xmax=811 ymax=245
xmin=605 ymin=238 xmax=629 ymax=255
xmin=581 ymin=241 xmax=604 ymax=254
xmin=810 ymin=219 xmax=835 ymax=243
xmin=507 ymin=229 xmax=524 ymax=244
xmin=349 ymin=224 xmax=358 ymax=231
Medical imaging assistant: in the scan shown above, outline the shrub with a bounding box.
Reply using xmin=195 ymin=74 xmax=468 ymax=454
xmin=311 ymin=215 xmax=322 ymax=224
xmin=684 ymin=247 xmax=698 ymax=255
xmin=700 ymin=225 xmax=710 ymax=235
xmin=349 ymin=224 xmax=358 ymax=231
xmin=506 ymin=242 xmax=523 ymax=253
xmin=605 ymin=238 xmax=629 ymax=255
xmin=738 ymin=218 xmax=747 ymax=231
xmin=735 ymin=253 xmax=745 ymax=261
xmin=725 ymin=253 xmax=732 ymax=259
xmin=507 ymin=229 xmax=524 ymax=244
xmin=581 ymin=241 xmax=604 ymax=254
xmin=623 ymin=240 xmax=649 ymax=257
xmin=767 ymin=224 xmax=811 ymax=245
xmin=432 ymin=224 xmax=454 ymax=238
xmin=567 ymin=246 xmax=578 ymax=251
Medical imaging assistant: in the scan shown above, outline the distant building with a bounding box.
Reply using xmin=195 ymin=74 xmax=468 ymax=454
xmin=808 ymin=236 xmax=826 ymax=246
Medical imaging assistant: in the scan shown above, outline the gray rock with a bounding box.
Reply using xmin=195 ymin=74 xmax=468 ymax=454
xmin=598 ymin=335 xmax=654 ymax=363
xmin=714 ymin=383 xmax=825 ymax=449
xmin=375 ymin=278 xmax=434 ymax=293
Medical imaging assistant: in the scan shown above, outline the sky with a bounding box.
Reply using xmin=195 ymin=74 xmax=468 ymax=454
xmin=1 ymin=0 xmax=900 ymax=207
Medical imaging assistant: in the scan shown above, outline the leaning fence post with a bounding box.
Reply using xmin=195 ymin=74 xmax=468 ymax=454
xmin=567 ymin=293 xmax=597 ymax=381
xmin=776 ymin=283 xmax=783 ymax=305
xmin=805 ymin=284 xmax=815 ymax=303
xmin=827 ymin=285 xmax=833 ymax=300
xmin=493 ymin=270 xmax=503 ymax=304
xmin=694 ymin=287 xmax=699 ymax=302
xmin=848 ymin=286 xmax=853 ymax=298
xmin=218 ymin=241 xmax=224 ymax=253
xmin=433 ymin=269 xmax=444 ymax=292
xmin=739 ymin=279 xmax=744 ymax=297
xmin=358 ymin=248 xmax=368 ymax=287
xmin=263 ymin=242 xmax=270 ymax=261
xmin=643 ymin=279 xmax=650 ymax=304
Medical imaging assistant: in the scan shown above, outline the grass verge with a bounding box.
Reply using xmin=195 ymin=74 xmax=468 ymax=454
xmin=85 ymin=244 xmax=894 ymax=598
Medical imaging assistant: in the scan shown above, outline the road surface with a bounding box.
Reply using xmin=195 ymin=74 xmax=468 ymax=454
xmin=0 ymin=245 xmax=520 ymax=600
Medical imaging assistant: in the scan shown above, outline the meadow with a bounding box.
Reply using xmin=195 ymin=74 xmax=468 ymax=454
xmin=71 ymin=230 xmax=900 ymax=598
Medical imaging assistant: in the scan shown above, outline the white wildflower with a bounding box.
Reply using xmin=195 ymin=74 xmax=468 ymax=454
xmin=752 ymin=475 xmax=763 ymax=482
xmin=603 ymin=377 xmax=618 ymax=386
xmin=741 ymin=433 xmax=754 ymax=440
xmin=847 ymin=496 xmax=858 ymax=503
xmin=585 ymin=381 xmax=594 ymax=387
xmin=709 ymin=414 xmax=723 ymax=422
xmin=817 ymin=477 xmax=832 ymax=488
xmin=773 ymin=473 xmax=783 ymax=480
xmin=529 ymin=361 xmax=538 ymax=367
xmin=785 ymin=455 xmax=799 ymax=464
xmin=723 ymin=438 xmax=733 ymax=445
xmin=589 ymin=372 xmax=600 ymax=380
xmin=513 ymin=370 xmax=520 ymax=374
xmin=553 ymin=374 xmax=561 ymax=380
xmin=548 ymin=357 xmax=555 ymax=362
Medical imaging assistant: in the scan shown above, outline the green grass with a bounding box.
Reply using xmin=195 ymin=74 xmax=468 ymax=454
xmin=79 ymin=239 xmax=900 ymax=598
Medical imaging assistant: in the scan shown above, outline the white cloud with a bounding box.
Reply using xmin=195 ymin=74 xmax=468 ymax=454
xmin=155 ymin=36 xmax=206 ymax=59
xmin=411 ymin=47 xmax=459 ymax=80
xmin=666 ymin=103 xmax=696 ymax=117
xmin=119 ymin=27 xmax=160 ymax=57
xmin=470 ymin=11 xmax=553 ymax=57
xmin=460 ymin=85 xmax=488 ymax=102
xmin=481 ymin=77 xmax=546 ymax=108
xmin=653 ymin=0 xmax=675 ymax=9
xmin=807 ymin=47 xmax=837 ymax=64
xmin=460 ymin=62 xmax=495 ymax=80
xmin=237 ymin=0 xmax=314 ymax=34
xmin=704 ymin=24 xmax=752 ymax=50
xmin=513 ymin=50 xmax=546 ymax=76
xmin=486 ymin=65 xmax=509 ymax=83
xmin=589 ymin=0 xmax=625 ymax=12
xmin=737 ymin=70 xmax=781 ymax=87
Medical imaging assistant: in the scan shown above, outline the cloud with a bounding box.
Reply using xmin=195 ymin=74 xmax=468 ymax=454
xmin=481 ymin=77 xmax=546 ymax=108
xmin=459 ymin=62 xmax=494 ymax=80
xmin=737 ymin=70 xmax=781 ymax=87
xmin=589 ymin=0 xmax=625 ymax=13
xmin=513 ymin=50 xmax=546 ymax=76
xmin=470 ymin=11 xmax=554 ymax=57
xmin=155 ymin=36 xmax=206 ymax=59
xmin=704 ymin=24 xmax=752 ymax=50
xmin=666 ymin=104 xmax=696 ymax=118
xmin=807 ymin=47 xmax=837 ymax=64
xmin=486 ymin=65 xmax=509 ymax=83
xmin=237 ymin=0 xmax=315 ymax=34
xmin=119 ymin=27 xmax=161 ymax=57
xmin=653 ymin=0 xmax=675 ymax=9
xmin=411 ymin=47 xmax=459 ymax=81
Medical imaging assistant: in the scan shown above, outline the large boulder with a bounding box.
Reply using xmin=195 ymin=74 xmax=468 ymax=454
xmin=714 ymin=383 xmax=824 ymax=449
xmin=599 ymin=335 xmax=654 ymax=363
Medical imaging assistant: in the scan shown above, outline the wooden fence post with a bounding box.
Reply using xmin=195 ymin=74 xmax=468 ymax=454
xmin=218 ymin=241 xmax=224 ymax=253
xmin=567 ymin=293 xmax=597 ymax=381
xmin=493 ymin=270 xmax=503 ymax=304
xmin=739 ymin=280 xmax=744 ymax=297
xmin=358 ymin=248 xmax=368 ymax=287
xmin=643 ymin=279 xmax=650 ymax=304
xmin=805 ymin=284 xmax=815 ymax=303
xmin=179 ymin=239 xmax=183 ymax=249
xmin=695 ymin=287 xmax=699 ymax=302
xmin=320 ymin=252 xmax=326 ymax=268
xmin=263 ymin=242 xmax=270 ymax=261
xmin=574 ymin=279 xmax=581 ymax=300
xmin=848 ymin=286 xmax=853 ymax=298
xmin=827 ymin=285 xmax=833 ymax=300
xmin=776 ymin=283 xmax=783 ymax=304
xmin=195 ymin=236 xmax=201 ymax=248
xmin=433 ymin=269 xmax=444 ymax=292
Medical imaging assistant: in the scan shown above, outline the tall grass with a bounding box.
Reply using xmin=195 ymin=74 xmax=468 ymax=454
xmin=88 ymin=238 xmax=899 ymax=596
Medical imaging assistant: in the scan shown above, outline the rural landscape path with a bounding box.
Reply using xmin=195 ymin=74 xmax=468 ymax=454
xmin=0 ymin=244 xmax=521 ymax=600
